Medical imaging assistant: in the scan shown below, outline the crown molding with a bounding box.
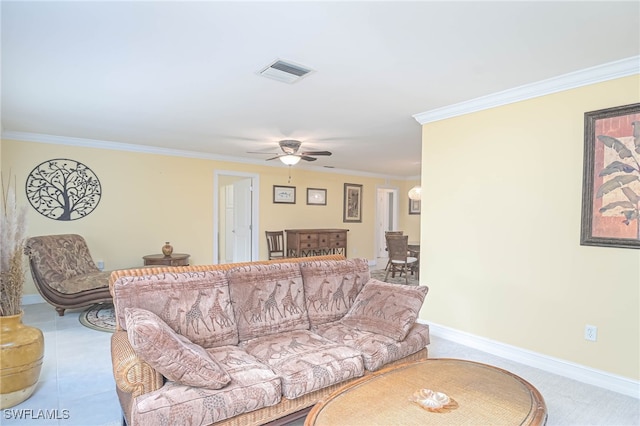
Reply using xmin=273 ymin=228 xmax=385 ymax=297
xmin=1 ymin=131 xmax=414 ymax=181
xmin=413 ymin=56 xmax=640 ymax=125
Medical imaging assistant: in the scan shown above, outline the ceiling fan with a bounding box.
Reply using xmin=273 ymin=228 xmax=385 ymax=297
xmin=249 ymin=140 xmax=332 ymax=165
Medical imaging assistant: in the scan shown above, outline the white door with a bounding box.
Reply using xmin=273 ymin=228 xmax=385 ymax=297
xmin=232 ymin=178 xmax=252 ymax=262
xmin=376 ymin=187 xmax=399 ymax=258
xmin=214 ymin=171 xmax=260 ymax=264
xmin=224 ymin=185 xmax=235 ymax=263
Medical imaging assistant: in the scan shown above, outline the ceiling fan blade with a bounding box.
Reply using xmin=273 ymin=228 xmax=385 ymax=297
xmin=301 ymin=151 xmax=332 ymax=156
xmin=247 ymin=151 xmax=279 ymax=155
xmin=265 ymin=155 xmax=282 ymax=161
xmin=300 ymin=156 xmax=318 ymax=162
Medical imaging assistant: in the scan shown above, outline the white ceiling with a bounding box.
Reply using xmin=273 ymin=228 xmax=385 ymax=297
xmin=2 ymin=1 xmax=639 ymax=177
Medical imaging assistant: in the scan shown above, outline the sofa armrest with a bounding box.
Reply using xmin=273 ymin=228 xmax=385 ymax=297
xmin=110 ymin=331 xmax=163 ymax=398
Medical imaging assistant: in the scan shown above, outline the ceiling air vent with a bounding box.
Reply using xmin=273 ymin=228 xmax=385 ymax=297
xmin=259 ymin=59 xmax=314 ymax=84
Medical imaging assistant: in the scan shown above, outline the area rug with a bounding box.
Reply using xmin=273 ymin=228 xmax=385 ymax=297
xmin=79 ymin=302 xmax=116 ymax=333
xmin=370 ymin=268 xmax=418 ymax=286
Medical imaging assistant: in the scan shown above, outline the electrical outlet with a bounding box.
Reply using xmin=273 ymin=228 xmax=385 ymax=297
xmin=584 ymin=324 xmax=597 ymax=342
xmin=97 ymin=260 xmax=105 ymax=271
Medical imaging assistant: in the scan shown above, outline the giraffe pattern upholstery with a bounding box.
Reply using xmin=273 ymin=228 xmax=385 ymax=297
xmin=109 ymin=255 xmax=430 ymax=426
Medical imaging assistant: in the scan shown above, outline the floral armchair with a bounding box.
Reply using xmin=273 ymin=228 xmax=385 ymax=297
xmin=24 ymin=234 xmax=112 ymax=316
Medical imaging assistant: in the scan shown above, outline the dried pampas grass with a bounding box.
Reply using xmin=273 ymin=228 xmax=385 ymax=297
xmin=1 ymin=175 xmax=28 ymax=316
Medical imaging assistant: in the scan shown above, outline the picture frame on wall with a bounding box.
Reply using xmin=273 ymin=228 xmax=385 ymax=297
xmin=343 ymin=183 xmax=363 ymax=222
xmin=307 ymin=188 xmax=327 ymax=205
xmin=580 ymin=103 xmax=640 ymax=249
xmin=409 ymin=198 xmax=421 ymax=215
xmin=273 ymin=185 xmax=296 ymax=204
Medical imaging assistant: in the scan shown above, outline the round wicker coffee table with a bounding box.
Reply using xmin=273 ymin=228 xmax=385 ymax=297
xmin=306 ymin=358 xmax=547 ymax=426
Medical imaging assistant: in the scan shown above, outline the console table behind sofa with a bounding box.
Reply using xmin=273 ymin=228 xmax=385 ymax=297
xmin=285 ymin=228 xmax=348 ymax=257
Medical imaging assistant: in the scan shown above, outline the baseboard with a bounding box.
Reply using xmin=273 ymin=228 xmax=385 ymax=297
xmin=22 ymin=294 xmax=45 ymax=305
xmin=422 ymin=320 xmax=640 ymax=399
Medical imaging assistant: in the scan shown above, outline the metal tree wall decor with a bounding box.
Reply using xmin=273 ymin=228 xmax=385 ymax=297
xmin=26 ymin=159 xmax=102 ymax=221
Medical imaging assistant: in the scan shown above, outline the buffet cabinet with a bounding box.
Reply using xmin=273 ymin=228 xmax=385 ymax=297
xmin=285 ymin=229 xmax=349 ymax=258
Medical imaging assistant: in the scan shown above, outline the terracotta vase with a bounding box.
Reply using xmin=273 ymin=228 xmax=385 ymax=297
xmin=0 ymin=312 xmax=44 ymax=408
xmin=162 ymin=242 xmax=173 ymax=257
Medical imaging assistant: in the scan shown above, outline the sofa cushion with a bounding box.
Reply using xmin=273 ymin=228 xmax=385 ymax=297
xmin=125 ymin=308 xmax=231 ymax=390
xmin=227 ymin=263 xmax=310 ymax=341
xmin=131 ymin=346 xmax=281 ymax=425
xmin=300 ymin=258 xmax=370 ymax=327
xmin=341 ymin=279 xmax=428 ymax=341
xmin=313 ymin=320 xmax=431 ymax=371
xmin=113 ymin=270 xmax=238 ymax=348
xmin=240 ymin=329 xmax=364 ymax=399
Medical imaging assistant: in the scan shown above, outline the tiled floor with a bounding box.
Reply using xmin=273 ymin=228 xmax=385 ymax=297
xmin=2 ymin=303 xmax=121 ymax=426
xmin=4 ymin=302 xmax=639 ymax=426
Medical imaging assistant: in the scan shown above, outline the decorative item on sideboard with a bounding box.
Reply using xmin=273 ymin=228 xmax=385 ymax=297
xmin=162 ymin=242 xmax=173 ymax=257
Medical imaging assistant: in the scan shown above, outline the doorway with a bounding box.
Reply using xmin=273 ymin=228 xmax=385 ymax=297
xmin=375 ymin=187 xmax=399 ymax=264
xmin=213 ymin=171 xmax=260 ymax=264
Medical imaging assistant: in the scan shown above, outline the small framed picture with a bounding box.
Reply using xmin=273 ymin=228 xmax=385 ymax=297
xmin=307 ymin=188 xmax=327 ymax=205
xmin=409 ymin=198 xmax=421 ymax=215
xmin=273 ymin=185 xmax=296 ymax=204
xmin=343 ymin=183 xmax=363 ymax=222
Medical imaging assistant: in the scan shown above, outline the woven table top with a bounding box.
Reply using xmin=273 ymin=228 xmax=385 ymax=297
xmin=306 ymin=358 xmax=547 ymax=426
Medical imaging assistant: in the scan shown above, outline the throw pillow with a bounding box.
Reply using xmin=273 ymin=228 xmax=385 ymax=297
xmin=125 ymin=307 xmax=231 ymax=389
xmin=341 ymin=279 xmax=428 ymax=341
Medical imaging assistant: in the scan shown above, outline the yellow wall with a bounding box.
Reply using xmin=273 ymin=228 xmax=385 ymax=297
xmin=399 ymin=179 xmax=421 ymax=238
xmin=419 ymin=75 xmax=640 ymax=380
xmin=1 ymin=139 xmax=414 ymax=295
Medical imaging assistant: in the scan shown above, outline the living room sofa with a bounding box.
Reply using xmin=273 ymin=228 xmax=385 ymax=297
xmin=109 ymin=255 xmax=430 ymax=425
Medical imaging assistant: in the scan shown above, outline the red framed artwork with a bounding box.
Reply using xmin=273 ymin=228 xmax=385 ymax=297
xmin=580 ymin=103 xmax=640 ymax=249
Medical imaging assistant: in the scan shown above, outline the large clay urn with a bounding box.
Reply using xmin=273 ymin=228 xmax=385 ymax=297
xmin=0 ymin=312 xmax=44 ymax=408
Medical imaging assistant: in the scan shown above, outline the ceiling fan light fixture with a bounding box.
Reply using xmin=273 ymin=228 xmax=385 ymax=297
xmin=280 ymin=155 xmax=301 ymax=166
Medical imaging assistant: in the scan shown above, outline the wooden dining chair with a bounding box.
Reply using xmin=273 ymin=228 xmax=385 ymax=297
xmin=384 ymin=235 xmax=418 ymax=285
xmin=384 ymin=231 xmax=404 ymax=271
xmin=265 ymin=231 xmax=286 ymax=260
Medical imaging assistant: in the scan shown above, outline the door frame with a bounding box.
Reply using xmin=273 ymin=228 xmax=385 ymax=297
xmin=375 ymin=185 xmax=399 ymax=263
xmin=213 ymin=171 xmax=260 ymax=264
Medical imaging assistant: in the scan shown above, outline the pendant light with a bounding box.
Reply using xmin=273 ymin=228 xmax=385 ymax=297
xmin=408 ymin=185 xmax=422 ymax=201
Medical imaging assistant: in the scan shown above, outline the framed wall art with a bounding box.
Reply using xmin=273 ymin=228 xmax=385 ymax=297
xmin=580 ymin=103 xmax=640 ymax=249
xmin=343 ymin=183 xmax=362 ymax=222
xmin=307 ymin=188 xmax=327 ymax=205
xmin=273 ymin=185 xmax=296 ymax=204
xmin=409 ymin=198 xmax=421 ymax=215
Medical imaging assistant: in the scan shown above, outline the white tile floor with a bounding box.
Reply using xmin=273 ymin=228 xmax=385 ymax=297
xmin=4 ymin=302 xmax=639 ymax=426
xmin=2 ymin=303 xmax=121 ymax=426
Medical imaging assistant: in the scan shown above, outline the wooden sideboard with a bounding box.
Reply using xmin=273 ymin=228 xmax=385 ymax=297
xmin=285 ymin=229 xmax=349 ymax=258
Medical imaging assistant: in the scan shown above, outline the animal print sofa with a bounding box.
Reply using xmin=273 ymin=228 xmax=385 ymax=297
xmin=109 ymin=254 xmax=430 ymax=426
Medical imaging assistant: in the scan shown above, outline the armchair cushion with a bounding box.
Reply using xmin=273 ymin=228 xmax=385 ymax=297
xmin=341 ymin=279 xmax=428 ymax=341
xmin=125 ymin=308 xmax=231 ymax=390
xmin=25 ymin=234 xmax=108 ymax=294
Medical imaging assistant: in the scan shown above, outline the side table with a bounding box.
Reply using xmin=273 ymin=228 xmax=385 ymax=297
xmin=142 ymin=253 xmax=190 ymax=266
